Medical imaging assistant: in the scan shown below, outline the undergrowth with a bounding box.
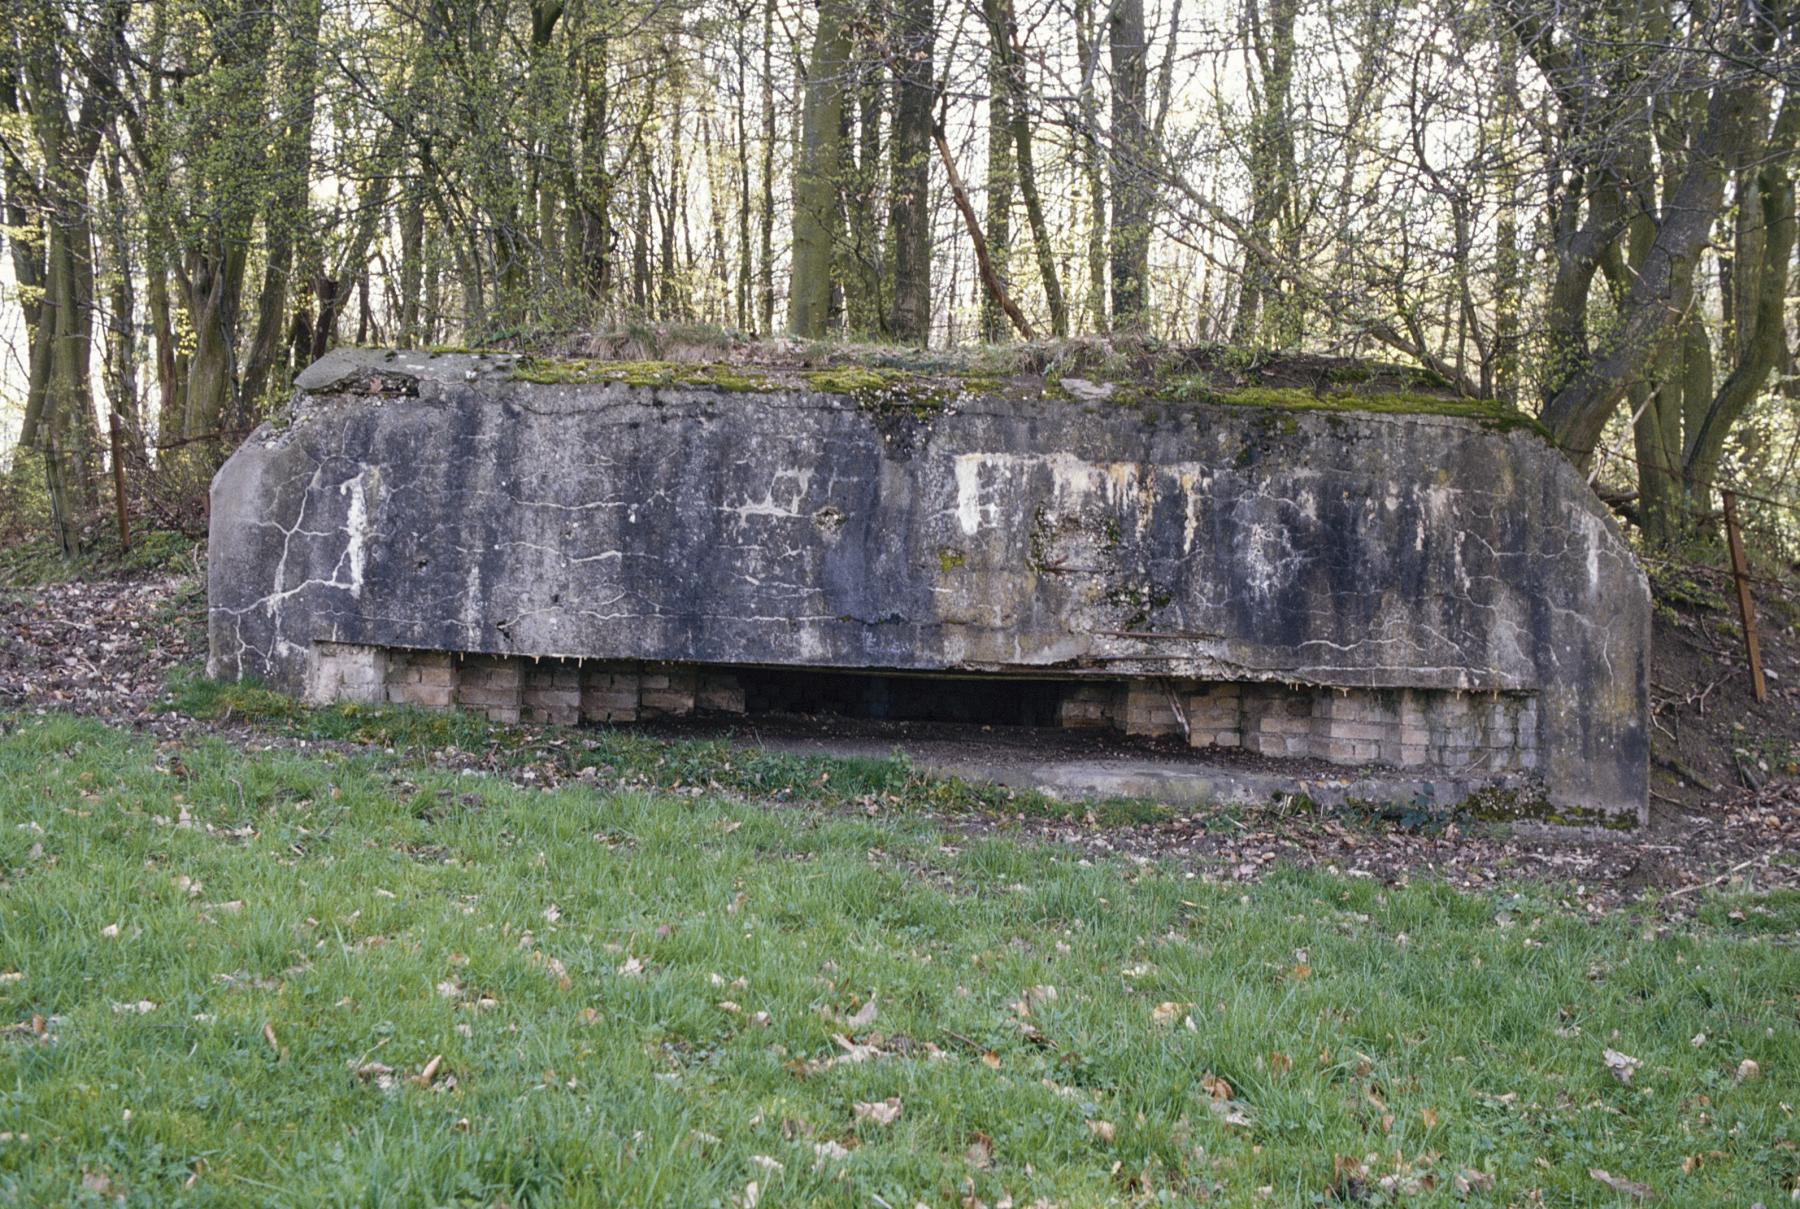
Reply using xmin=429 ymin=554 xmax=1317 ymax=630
xmin=0 ymin=529 xmax=200 ymax=588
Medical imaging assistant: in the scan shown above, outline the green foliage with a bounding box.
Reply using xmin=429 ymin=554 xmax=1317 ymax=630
xmin=0 ymin=713 xmax=1795 ymax=1204
xmin=0 ymin=452 xmax=51 ymax=542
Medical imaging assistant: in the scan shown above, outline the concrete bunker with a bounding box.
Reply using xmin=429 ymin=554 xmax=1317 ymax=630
xmin=209 ymin=349 xmax=1651 ymax=821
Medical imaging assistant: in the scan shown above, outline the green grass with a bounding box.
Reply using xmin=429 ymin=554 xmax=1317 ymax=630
xmin=1 ymin=715 xmax=1796 ymax=1205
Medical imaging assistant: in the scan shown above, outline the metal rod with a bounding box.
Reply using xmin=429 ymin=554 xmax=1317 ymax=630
xmin=1722 ymin=490 xmax=1766 ymax=704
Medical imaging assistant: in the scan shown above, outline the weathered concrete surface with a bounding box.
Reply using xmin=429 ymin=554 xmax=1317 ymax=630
xmin=210 ymin=348 xmax=1650 ymax=818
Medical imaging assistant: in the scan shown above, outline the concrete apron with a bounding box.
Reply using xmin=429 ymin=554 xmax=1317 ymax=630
xmin=651 ymin=723 xmax=1494 ymax=812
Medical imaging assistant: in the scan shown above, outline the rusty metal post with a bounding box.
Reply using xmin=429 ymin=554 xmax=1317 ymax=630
xmin=1722 ymin=490 xmax=1765 ymax=704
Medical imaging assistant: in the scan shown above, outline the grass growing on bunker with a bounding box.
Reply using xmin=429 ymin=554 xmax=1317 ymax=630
xmin=2 ymin=713 xmax=1797 ymax=1206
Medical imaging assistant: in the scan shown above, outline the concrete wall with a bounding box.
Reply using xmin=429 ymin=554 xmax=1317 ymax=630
xmin=210 ymin=350 xmax=1651 ymax=819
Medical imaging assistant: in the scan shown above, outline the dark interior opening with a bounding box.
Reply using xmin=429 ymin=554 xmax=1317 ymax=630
xmin=733 ymin=666 xmax=1073 ymax=727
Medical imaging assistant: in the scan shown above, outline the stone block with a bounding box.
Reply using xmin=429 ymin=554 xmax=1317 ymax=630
xmin=1319 ymin=738 xmax=1382 ymax=764
xmin=306 ymin=643 xmax=387 ymax=705
xmin=389 ymin=682 xmax=456 ymax=709
xmin=1387 ymin=742 xmax=1430 ymax=768
xmin=1122 ymin=683 xmax=1182 ymax=737
xmin=698 ymin=673 xmax=746 ymax=714
xmin=640 ymin=667 xmax=697 ymax=717
xmin=457 ymin=655 xmax=522 ymax=718
xmin=1319 ymin=720 xmax=1393 ymax=743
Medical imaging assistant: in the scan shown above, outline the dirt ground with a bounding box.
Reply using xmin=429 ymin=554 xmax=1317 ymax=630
xmin=2 ymin=565 xmax=1796 ymax=915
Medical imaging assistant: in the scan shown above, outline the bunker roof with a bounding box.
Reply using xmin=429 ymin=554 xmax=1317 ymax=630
xmin=293 ymin=337 xmax=1548 ymax=439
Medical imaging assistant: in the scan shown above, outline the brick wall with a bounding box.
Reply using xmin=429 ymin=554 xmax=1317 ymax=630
xmin=455 ymin=655 xmax=524 ymax=724
xmin=301 ymin=642 xmax=1539 ymax=778
xmin=305 ymin=642 xmax=387 ymax=706
xmin=522 ymin=660 xmax=582 ymax=725
xmin=386 ymin=650 xmax=456 ymax=709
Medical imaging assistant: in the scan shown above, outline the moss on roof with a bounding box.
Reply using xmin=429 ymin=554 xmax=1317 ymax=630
xmin=508 ymin=352 xmax=1544 ymax=437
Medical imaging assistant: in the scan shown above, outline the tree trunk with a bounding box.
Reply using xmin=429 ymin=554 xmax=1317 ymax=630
xmin=1684 ymin=96 xmax=1798 ymax=498
xmin=398 ymin=176 xmax=425 ymax=346
xmin=788 ymin=0 xmax=853 ymax=337
xmin=887 ymin=0 xmax=935 ymax=345
xmin=1073 ymin=0 xmax=1107 ymax=331
xmin=735 ymin=3 xmax=754 ymax=331
xmin=241 ymin=0 xmax=323 ymax=410
xmin=980 ymin=0 xmax=1015 ymax=343
xmin=990 ymin=0 xmax=1067 ymax=336
xmin=842 ymin=55 xmax=884 ymax=335
xmin=1108 ymin=0 xmax=1151 ymax=328
xmin=100 ymin=148 xmax=143 ymax=464
xmin=1229 ymin=0 xmax=1298 ymax=347
xmin=757 ymin=0 xmax=777 ymax=334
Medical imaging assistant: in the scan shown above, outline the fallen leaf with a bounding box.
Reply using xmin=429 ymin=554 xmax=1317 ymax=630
xmin=813 ymin=1140 xmax=852 ymax=1170
xmin=617 ymin=957 xmax=645 ymax=978
xmin=844 ymin=996 xmax=878 ymax=1029
xmin=1152 ymin=1001 xmax=1189 ymax=1026
xmin=262 ymin=1022 xmax=281 ymax=1055
xmin=1604 ymin=1048 xmax=1641 ymax=1085
xmin=411 ymin=1054 xmax=445 ymax=1087
xmin=1736 ymin=1058 xmax=1761 ymax=1083
xmin=355 ymin=1061 xmax=400 ymax=1092
xmin=1588 ymin=1168 xmax=1656 ymax=1200
xmin=1209 ymin=1098 xmax=1254 ymax=1128
xmin=965 ymin=1131 xmax=994 ymax=1169
xmin=100 ymin=924 xmax=120 ymax=939
xmin=1454 ymin=1168 xmax=1495 ymax=1195
xmin=854 ymin=1097 xmax=902 ymax=1126
xmin=1087 ymin=1119 xmax=1116 ymax=1142
xmin=833 ymin=1034 xmax=881 ymax=1062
